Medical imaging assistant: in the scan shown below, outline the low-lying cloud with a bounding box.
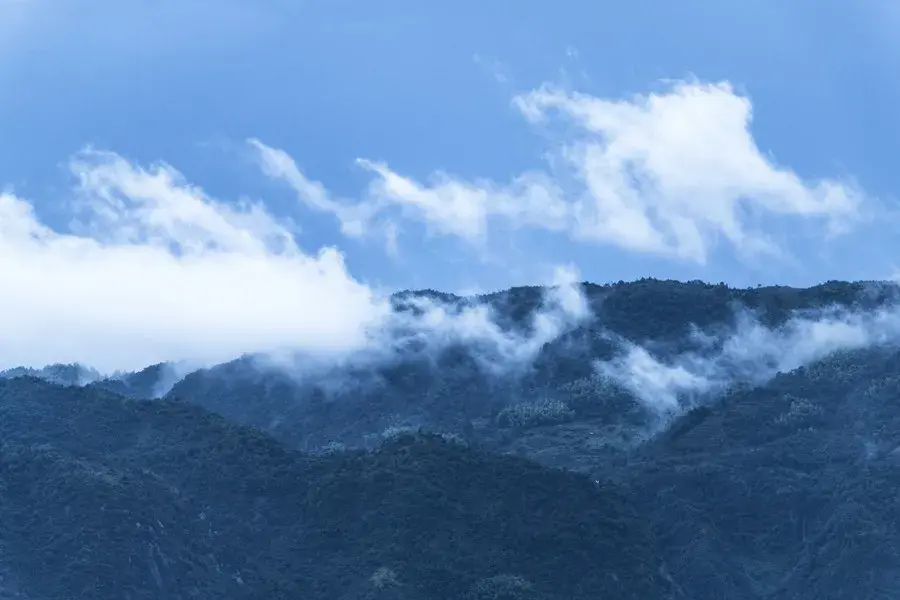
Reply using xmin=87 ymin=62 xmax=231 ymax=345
xmin=387 ymin=264 xmax=589 ymax=374
xmin=598 ymin=300 xmax=900 ymax=414
xmin=253 ymin=263 xmax=590 ymax=385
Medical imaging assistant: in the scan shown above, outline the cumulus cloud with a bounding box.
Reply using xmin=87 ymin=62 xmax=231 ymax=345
xmin=0 ymin=149 xmax=589 ymax=374
xmin=255 ymin=80 xmax=864 ymax=264
xmin=515 ymin=81 xmax=862 ymax=261
xmin=598 ymin=302 xmax=900 ymax=414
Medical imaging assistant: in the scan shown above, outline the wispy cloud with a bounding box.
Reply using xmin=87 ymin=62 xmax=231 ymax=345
xmin=351 ymin=263 xmax=589 ymax=377
xmin=355 ymin=158 xmax=568 ymax=245
xmin=598 ymin=300 xmax=900 ymax=415
xmin=473 ymin=53 xmax=512 ymax=84
xmin=255 ymin=79 xmax=865 ymax=265
xmin=251 ymin=137 xmax=568 ymax=248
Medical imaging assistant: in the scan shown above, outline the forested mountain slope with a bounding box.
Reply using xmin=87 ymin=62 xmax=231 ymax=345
xmin=4 ymin=278 xmax=900 ymax=599
xmin=0 ymin=377 xmax=669 ymax=600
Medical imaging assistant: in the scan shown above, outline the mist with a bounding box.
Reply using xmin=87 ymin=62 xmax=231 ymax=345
xmin=251 ymin=264 xmax=591 ymax=389
xmin=597 ymin=299 xmax=900 ymax=415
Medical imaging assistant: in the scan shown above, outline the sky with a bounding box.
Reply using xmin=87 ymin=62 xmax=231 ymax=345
xmin=2 ymin=0 xmax=900 ymax=370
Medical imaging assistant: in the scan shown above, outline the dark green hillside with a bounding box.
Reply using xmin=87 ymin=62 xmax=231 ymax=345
xmin=614 ymin=345 xmax=900 ymax=600
xmin=0 ymin=377 xmax=672 ymax=600
xmin=88 ymin=363 xmax=179 ymax=399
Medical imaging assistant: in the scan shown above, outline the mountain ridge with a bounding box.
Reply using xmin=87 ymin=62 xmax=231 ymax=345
xmin=5 ymin=278 xmax=900 ymax=598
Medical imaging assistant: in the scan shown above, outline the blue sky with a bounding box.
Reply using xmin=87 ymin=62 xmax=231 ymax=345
xmin=2 ymin=0 xmax=900 ymax=369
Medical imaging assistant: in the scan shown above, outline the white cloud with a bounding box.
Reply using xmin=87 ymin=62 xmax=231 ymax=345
xmin=376 ymin=263 xmax=589 ymax=375
xmin=597 ymin=301 xmax=900 ymax=415
xmin=249 ymin=139 xmax=394 ymax=246
xmin=251 ymin=138 xmax=568 ymax=247
xmin=355 ymin=159 xmax=568 ymax=244
xmin=255 ymin=80 xmax=864 ymax=265
xmin=1 ymin=79 xmax=869 ymax=374
xmin=248 ymin=138 xmax=368 ymax=236
xmin=514 ymin=81 xmax=863 ymax=262
xmin=0 ymin=149 xmax=588 ymax=374
xmin=0 ymin=151 xmax=391 ymax=372
xmin=597 ymin=344 xmax=712 ymax=413
xmin=68 ymin=148 xmax=299 ymax=255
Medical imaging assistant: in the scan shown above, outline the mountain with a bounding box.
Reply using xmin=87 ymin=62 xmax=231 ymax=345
xmin=0 ymin=362 xmax=182 ymax=400
xmin=164 ymin=279 xmax=899 ymax=455
xmin=618 ymin=345 xmax=900 ymax=599
xmin=0 ymin=363 xmax=103 ymax=387
xmin=89 ymin=362 xmax=183 ymax=399
xmin=0 ymin=377 xmax=669 ymax=600
xmin=5 ymin=278 xmax=900 ymax=599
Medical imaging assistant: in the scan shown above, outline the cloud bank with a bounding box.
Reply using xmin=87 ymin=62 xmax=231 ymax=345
xmin=0 ymin=150 xmax=391 ymax=372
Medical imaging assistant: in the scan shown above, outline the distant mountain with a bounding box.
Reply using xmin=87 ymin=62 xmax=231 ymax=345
xmin=1 ymin=361 xmax=187 ymax=401
xmin=89 ymin=362 xmax=183 ymax=399
xmin=0 ymin=363 xmax=103 ymax=387
xmin=6 ymin=278 xmax=900 ymax=599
